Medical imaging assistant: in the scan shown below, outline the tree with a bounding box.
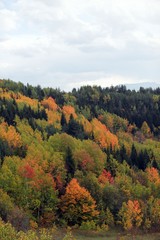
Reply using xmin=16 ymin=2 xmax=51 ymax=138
xmin=98 ymin=169 xmax=114 ymax=185
xmin=78 ymin=172 xmax=103 ymax=210
xmin=60 ymin=178 xmax=99 ymax=225
xmin=73 ymin=149 xmax=95 ymax=173
xmin=0 ymin=188 xmax=14 ymax=221
xmin=41 ymin=97 xmax=58 ymax=111
xmin=67 ymin=114 xmax=85 ymax=139
xmin=142 ymin=197 xmax=160 ymax=231
xmin=102 ymin=184 xmax=125 ymax=215
xmin=138 ymin=149 xmax=150 ymax=170
xmin=118 ymin=200 xmax=143 ymax=230
xmin=65 ymin=147 xmax=75 ymax=180
xmin=91 ymin=118 xmax=118 ymax=149
xmin=98 ymin=208 xmax=114 ymax=227
xmin=61 ymin=113 xmax=67 ymax=132
xmin=19 ymin=161 xmax=58 ymax=222
xmin=141 ymin=121 xmax=151 ymax=137
xmin=146 ymin=167 xmax=160 ymax=184
xmin=130 ymin=144 xmax=138 ymax=166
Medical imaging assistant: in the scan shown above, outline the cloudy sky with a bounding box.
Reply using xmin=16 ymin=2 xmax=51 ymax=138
xmin=0 ymin=0 xmax=160 ymax=91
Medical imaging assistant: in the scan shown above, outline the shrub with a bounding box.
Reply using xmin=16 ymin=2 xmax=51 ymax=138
xmin=100 ymin=223 xmax=109 ymax=232
xmin=98 ymin=208 xmax=114 ymax=227
xmin=80 ymin=220 xmax=97 ymax=230
xmin=29 ymin=220 xmax=38 ymax=230
xmin=0 ymin=218 xmax=56 ymax=240
xmin=63 ymin=227 xmax=76 ymax=240
xmin=0 ymin=218 xmax=17 ymax=240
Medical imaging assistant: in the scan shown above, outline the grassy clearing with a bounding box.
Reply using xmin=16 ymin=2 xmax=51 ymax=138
xmin=74 ymin=231 xmax=160 ymax=240
xmin=53 ymin=228 xmax=160 ymax=240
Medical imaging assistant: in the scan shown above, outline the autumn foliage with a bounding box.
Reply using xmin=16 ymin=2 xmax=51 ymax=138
xmin=61 ymin=178 xmax=99 ymax=224
xmin=16 ymin=94 xmax=38 ymax=108
xmin=118 ymin=200 xmax=143 ymax=230
xmin=0 ymin=80 xmax=160 ymax=232
xmin=91 ymin=118 xmax=118 ymax=149
xmin=62 ymin=105 xmax=77 ymax=122
xmin=41 ymin=97 xmax=59 ymax=111
xmin=0 ymin=122 xmax=22 ymax=149
xmin=145 ymin=167 xmax=160 ymax=184
xmin=98 ymin=169 xmax=114 ymax=185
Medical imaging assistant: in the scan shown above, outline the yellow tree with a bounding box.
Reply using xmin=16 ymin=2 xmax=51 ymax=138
xmin=0 ymin=122 xmax=22 ymax=149
xmin=142 ymin=197 xmax=160 ymax=231
xmin=141 ymin=121 xmax=151 ymax=137
xmin=118 ymin=200 xmax=143 ymax=230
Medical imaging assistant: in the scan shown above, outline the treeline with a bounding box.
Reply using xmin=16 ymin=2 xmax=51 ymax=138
xmin=1 ymin=79 xmax=160 ymax=135
xmin=72 ymin=85 xmax=160 ymax=133
xmin=0 ymin=79 xmax=65 ymax=104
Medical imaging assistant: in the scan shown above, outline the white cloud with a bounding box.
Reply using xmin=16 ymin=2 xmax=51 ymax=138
xmin=0 ymin=0 xmax=160 ymax=90
xmin=0 ymin=8 xmax=18 ymax=32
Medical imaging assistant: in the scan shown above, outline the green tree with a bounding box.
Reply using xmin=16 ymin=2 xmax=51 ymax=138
xmin=0 ymin=189 xmax=14 ymax=221
xmin=61 ymin=113 xmax=67 ymax=132
xmin=65 ymin=147 xmax=75 ymax=180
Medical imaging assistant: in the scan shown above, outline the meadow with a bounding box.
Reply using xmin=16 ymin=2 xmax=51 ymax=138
xmin=53 ymin=228 xmax=160 ymax=240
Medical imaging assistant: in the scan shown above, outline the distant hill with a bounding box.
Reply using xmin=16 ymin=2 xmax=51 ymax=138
xmin=125 ymin=82 xmax=160 ymax=90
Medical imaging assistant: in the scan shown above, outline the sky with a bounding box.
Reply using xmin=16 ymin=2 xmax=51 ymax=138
xmin=0 ymin=0 xmax=160 ymax=91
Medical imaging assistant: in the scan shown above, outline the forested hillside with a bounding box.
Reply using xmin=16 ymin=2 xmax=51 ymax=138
xmin=0 ymin=79 xmax=160 ymax=233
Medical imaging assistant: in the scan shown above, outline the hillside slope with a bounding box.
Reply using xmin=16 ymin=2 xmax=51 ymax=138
xmin=0 ymin=79 xmax=160 ymax=232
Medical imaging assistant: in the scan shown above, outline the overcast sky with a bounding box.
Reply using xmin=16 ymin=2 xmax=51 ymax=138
xmin=0 ymin=0 xmax=160 ymax=91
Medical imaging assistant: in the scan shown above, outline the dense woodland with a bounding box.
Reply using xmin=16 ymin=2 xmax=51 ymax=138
xmin=0 ymin=79 xmax=160 ymax=235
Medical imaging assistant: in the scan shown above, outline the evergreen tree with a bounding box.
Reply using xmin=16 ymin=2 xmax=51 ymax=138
xmin=67 ymin=114 xmax=85 ymax=139
xmin=60 ymin=113 xmax=67 ymax=132
xmin=120 ymin=144 xmax=128 ymax=163
xmin=130 ymin=144 xmax=138 ymax=166
xmin=138 ymin=149 xmax=150 ymax=170
xmin=65 ymin=147 xmax=75 ymax=181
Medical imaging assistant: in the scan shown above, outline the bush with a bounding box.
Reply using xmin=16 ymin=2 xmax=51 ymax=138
xmin=0 ymin=218 xmax=17 ymax=240
xmin=38 ymin=228 xmax=53 ymax=240
xmin=17 ymin=230 xmax=38 ymax=240
xmin=79 ymin=220 xmax=109 ymax=233
xmin=100 ymin=223 xmax=109 ymax=232
xmin=80 ymin=220 xmax=97 ymax=230
xmin=0 ymin=218 xmax=56 ymax=240
xmin=98 ymin=208 xmax=114 ymax=227
xmin=29 ymin=220 xmax=38 ymax=230
xmin=63 ymin=227 xmax=76 ymax=240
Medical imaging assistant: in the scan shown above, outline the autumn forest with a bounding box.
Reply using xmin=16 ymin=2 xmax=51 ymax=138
xmin=0 ymin=79 xmax=160 ymax=239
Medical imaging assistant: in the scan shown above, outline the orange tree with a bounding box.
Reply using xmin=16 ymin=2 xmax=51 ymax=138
xmin=60 ymin=178 xmax=99 ymax=225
